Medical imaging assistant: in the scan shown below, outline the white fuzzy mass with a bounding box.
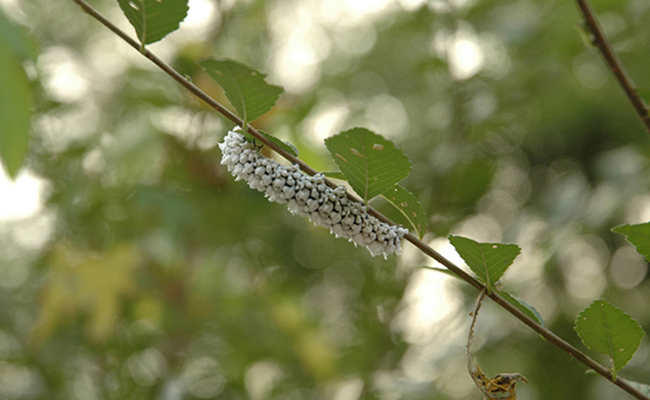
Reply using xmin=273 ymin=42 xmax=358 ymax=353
xmin=219 ymin=128 xmax=408 ymax=257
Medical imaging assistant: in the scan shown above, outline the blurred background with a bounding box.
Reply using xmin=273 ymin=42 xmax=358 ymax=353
xmin=1 ymin=0 xmax=650 ymax=398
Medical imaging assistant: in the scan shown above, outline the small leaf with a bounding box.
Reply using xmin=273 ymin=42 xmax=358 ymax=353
xmin=324 ymin=128 xmax=411 ymax=203
xmin=628 ymin=381 xmax=650 ymax=396
xmin=499 ymin=291 xmax=544 ymax=326
xmin=258 ymin=130 xmax=298 ymax=157
xmin=381 ymin=184 xmax=427 ymax=239
xmin=116 ymin=0 xmax=189 ymax=46
xmin=574 ymin=299 xmax=645 ymax=380
xmin=234 ymin=128 xmax=298 ymax=157
xmin=420 ymin=265 xmax=458 ymax=279
xmin=199 ymin=58 xmax=284 ymax=125
xmin=0 ymin=35 xmax=32 ymax=179
xmin=612 ymin=223 xmax=650 ymax=261
xmin=637 ymin=87 xmax=650 ymax=103
xmin=449 ymin=235 xmax=521 ymax=292
xmin=322 ymin=171 xmax=346 ymax=180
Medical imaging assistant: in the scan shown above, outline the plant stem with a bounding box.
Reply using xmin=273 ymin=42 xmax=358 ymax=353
xmin=575 ymin=0 xmax=650 ymax=134
xmin=70 ymin=0 xmax=649 ymax=398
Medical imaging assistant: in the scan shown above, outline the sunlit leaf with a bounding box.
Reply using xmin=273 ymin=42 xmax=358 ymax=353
xmin=449 ymin=235 xmax=521 ymax=292
xmin=381 ymin=184 xmax=427 ymax=239
xmin=199 ymin=58 xmax=284 ymax=125
xmin=574 ymin=299 xmax=645 ymax=380
xmin=612 ymin=223 xmax=650 ymax=262
xmin=325 ymin=128 xmax=411 ymax=203
xmin=116 ymin=0 xmax=189 ymax=47
xmin=0 ymin=36 xmax=32 ymax=179
xmin=499 ymin=291 xmax=544 ymax=326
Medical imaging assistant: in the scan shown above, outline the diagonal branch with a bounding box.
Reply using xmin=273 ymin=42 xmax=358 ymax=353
xmin=70 ymin=1 xmax=650 ymax=398
xmin=575 ymin=0 xmax=650 ymax=134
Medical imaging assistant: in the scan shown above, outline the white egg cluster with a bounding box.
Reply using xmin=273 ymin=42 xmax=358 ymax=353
xmin=219 ymin=128 xmax=408 ymax=257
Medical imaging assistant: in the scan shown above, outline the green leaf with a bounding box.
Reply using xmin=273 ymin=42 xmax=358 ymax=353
xmin=381 ymin=184 xmax=427 ymax=239
xmin=629 ymin=381 xmax=650 ymax=396
xmin=322 ymin=171 xmax=346 ymax=180
xmin=574 ymin=299 xmax=645 ymax=381
xmin=0 ymin=35 xmax=32 ymax=179
xmin=116 ymin=0 xmax=189 ymax=47
xmin=637 ymin=87 xmax=650 ymax=104
xmin=448 ymin=235 xmax=521 ymax=292
xmin=258 ymin=130 xmax=298 ymax=157
xmin=0 ymin=10 xmax=38 ymax=60
xmin=499 ymin=291 xmax=544 ymax=326
xmin=612 ymin=223 xmax=650 ymax=262
xmin=198 ymin=58 xmax=284 ymax=125
xmin=324 ymin=128 xmax=412 ymax=203
xmin=420 ymin=266 xmax=459 ymax=279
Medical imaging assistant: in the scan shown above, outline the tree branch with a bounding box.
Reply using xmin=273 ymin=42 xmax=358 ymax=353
xmin=575 ymin=0 xmax=650 ymax=134
xmin=70 ymin=1 xmax=649 ymax=398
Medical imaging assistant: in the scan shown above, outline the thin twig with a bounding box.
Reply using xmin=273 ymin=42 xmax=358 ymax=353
xmin=467 ymin=288 xmax=486 ymax=365
xmin=575 ymin=0 xmax=650 ymax=134
xmin=70 ymin=1 xmax=650 ymax=398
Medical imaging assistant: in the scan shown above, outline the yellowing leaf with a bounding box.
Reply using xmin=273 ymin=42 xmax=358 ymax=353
xmin=468 ymin=360 xmax=528 ymax=400
xmin=31 ymin=242 xmax=141 ymax=345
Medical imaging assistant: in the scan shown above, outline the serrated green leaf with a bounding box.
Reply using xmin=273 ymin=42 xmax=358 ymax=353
xmin=448 ymin=235 xmax=521 ymax=292
xmin=381 ymin=184 xmax=427 ymax=239
xmin=499 ymin=291 xmax=544 ymax=326
xmin=199 ymin=58 xmax=284 ymax=125
xmin=258 ymin=130 xmax=298 ymax=157
xmin=324 ymin=128 xmax=411 ymax=203
xmin=574 ymin=299 xmax=645 ymax=380
xmin=612 ymin=223 xmax=650 ymax=262
xmin=116 ymin=0 xmax=189 ymax=47
xmin=0 ymin=35 xmax=32 ymax=179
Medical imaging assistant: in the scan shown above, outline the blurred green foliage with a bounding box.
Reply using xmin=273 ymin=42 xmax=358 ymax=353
xmin=0 ymin=0 xmax=649 ymax=399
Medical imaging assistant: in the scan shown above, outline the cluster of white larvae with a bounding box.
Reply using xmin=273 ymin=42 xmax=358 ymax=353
xmin=219 ymin=128 xmax=408 ymax=257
